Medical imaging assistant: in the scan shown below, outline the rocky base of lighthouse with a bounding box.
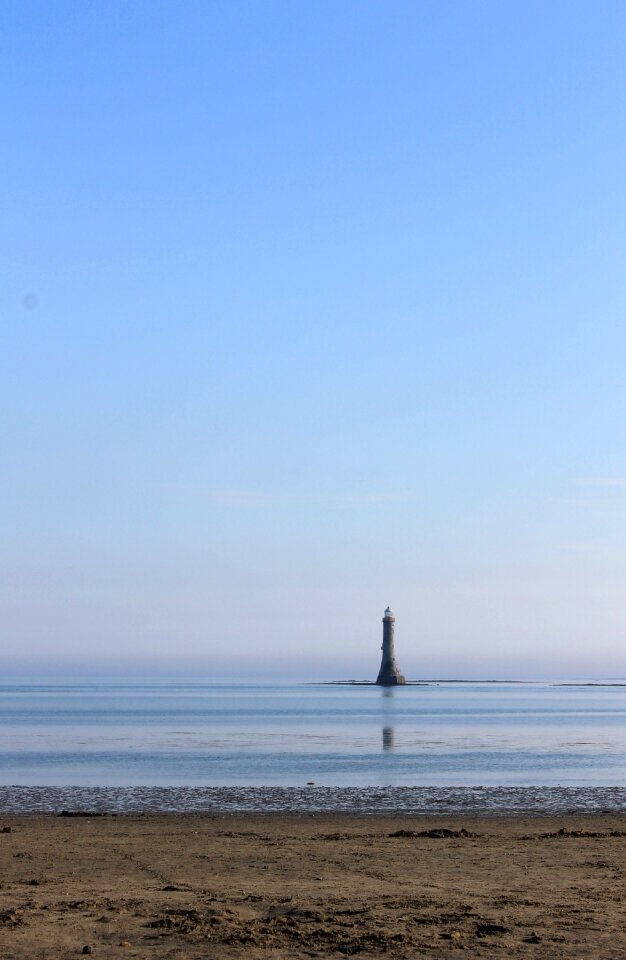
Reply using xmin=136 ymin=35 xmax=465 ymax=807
xmin=376 ymin=672 xmax=406 ymax=686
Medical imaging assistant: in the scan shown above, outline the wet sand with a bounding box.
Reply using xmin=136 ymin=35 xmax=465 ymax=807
xmin=2 ymin=812 xmax=626 ymax=958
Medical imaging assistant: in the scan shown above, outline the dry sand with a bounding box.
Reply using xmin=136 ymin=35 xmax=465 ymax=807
xmin=1 ymin=812 xmax=626 ymax=958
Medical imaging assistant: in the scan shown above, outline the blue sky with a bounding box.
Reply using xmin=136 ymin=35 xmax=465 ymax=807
xmin=2 ymin=0 xmax=626 ymax=678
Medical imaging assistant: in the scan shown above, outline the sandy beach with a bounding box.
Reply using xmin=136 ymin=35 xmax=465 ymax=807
xmin=2 ymin=813 xmax=626 ymax=958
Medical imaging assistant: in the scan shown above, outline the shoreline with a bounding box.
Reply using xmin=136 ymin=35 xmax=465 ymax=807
xmin=313 ymin=679 xmax=626 ymax=685
xmin=2 ymin=784 xmax=626 ymax=815
xmin=2 ymin=811 xmax=626 ymax=958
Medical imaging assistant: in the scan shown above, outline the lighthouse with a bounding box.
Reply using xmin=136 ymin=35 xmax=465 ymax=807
xmin=376 ymin=607 xmax=406 ymax=685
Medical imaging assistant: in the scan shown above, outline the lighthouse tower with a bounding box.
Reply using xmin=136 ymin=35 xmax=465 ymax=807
xmin=376 ymin=607 xmax=406 ymax=685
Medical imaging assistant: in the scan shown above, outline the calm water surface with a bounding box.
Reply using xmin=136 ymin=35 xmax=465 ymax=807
xmin=2 ymin=681 xmax=626 ymax=789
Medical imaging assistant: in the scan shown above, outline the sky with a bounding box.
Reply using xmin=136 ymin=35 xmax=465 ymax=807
xmin=2 ymin=0 xmax=626 ymax=679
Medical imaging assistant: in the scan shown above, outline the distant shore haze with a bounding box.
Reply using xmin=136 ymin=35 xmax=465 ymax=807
xmin=376 ymin=606 xmax=406 ymax=685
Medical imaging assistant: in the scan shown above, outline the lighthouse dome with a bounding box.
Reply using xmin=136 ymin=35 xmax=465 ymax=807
xmin=384 ymin=606 xmax=394 ymax=618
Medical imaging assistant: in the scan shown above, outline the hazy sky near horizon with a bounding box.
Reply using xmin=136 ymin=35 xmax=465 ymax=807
xmin=3 ymin=0 xmax=626 ymax=679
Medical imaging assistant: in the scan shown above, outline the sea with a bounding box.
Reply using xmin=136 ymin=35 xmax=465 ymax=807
xmin=2 ymin=680 xmax=626 ymax=814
